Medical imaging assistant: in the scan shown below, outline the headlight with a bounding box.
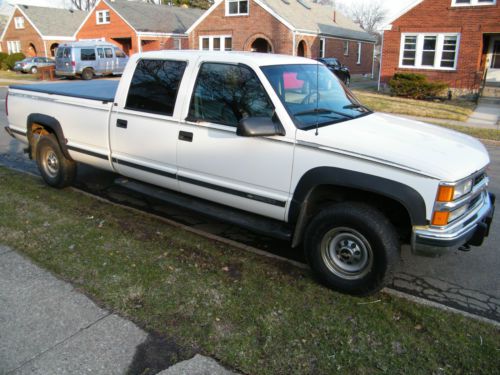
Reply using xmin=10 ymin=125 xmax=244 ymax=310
xmin=436 ymin=178 xmax=473 ymax=202
xmin=448 ymin=204 xmax=469 ymax=223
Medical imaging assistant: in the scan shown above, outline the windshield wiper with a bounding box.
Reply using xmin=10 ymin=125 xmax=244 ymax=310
xmin=294 ymin=108 xmax=354 ymax=119
xmin=343 ymin=103 xmax=371 ymax=112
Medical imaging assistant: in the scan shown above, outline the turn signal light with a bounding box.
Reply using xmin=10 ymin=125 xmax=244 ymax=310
xmin=437 ymin=186 xmax=454 ymax=202
xmin=432 ymin=211 xmax=450 ymax=226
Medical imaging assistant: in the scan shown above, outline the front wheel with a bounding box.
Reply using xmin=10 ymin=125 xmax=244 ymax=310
xmin=304 ymin=202 xmax=399 ymax=296
xmin=35 ymin=134 xmax=76 ymax=188
xmin=31 ymin=66 xmax=38 ymax=74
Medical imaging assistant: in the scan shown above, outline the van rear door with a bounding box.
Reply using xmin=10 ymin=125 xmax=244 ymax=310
xmin=56 ymin=47 xmax=73 ymax=73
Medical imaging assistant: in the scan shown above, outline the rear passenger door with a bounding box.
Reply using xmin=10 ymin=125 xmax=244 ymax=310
xmin=109 ymin=58 xmax=188 ymax=191
xmin=177 ymin=62 xmax=294 ymax=221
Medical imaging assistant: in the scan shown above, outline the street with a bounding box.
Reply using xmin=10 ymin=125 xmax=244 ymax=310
xmin=0 ymin=86 xmax=498 ymax=322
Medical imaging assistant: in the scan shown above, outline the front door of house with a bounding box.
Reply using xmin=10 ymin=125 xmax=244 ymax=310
xmin=486 ymin=36 xmax=500 ymax=83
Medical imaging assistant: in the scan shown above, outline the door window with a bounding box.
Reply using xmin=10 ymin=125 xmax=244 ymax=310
xmin=104 ymin=48 xmax=113 ymax=58
xmin=126 ymin=59 xmax=187 ymax=116
xmin=492 ymin=41 xmax=500 ymax=69
xmin=97 ymin=48 xmax=105 ymax=58
xmin=115 ymin=49 xmax=127 ymax=58
xmin=188 ymin=63 xmax=274 ymax=127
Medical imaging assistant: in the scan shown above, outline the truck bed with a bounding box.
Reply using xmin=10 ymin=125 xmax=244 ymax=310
xmin=10 ymin=80 xmax=119 ymax=102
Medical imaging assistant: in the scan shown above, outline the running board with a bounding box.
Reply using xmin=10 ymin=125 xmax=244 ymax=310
xmin=114 ymin=178 xmax=293 ymax=241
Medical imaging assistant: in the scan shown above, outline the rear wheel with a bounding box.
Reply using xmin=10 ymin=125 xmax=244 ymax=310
xmin=304 ymin=202 xmax=399 ymax=296
xmin=35 ymin=134 xmax=76 ymax=188
xmin=81 ymin=68 xmax=93 ymax=80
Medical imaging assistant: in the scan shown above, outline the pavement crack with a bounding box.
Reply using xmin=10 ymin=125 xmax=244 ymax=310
xmin=6 ymin=312 xmax=112 ymax=374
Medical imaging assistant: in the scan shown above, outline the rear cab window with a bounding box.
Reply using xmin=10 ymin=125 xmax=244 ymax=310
xmin=188 ymin=62 xmax=275 ymax=127
xmin=125 ymin=59 xmax=187 ymax=116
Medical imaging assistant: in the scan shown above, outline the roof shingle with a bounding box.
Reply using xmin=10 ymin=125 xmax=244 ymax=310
xmin=18 ymin=4 xmax=87 ymax=37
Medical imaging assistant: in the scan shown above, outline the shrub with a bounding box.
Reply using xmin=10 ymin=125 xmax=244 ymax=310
xmin=389 ymin=73 xmax=448 ymax=99
xmin=0 ymin=52 xmax=8 ymax=70
xmin=5 ymin=52 xmax=26 ymax=70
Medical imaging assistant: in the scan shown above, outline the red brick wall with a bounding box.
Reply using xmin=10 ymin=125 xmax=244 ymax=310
xmin=380 ymin=0 xmax=500 ymax=89
xmin=1 ymin=9 xmax=45 ymax=57
xmin=190 ymin=0 xmax=293 ymax=53
xmin=322 ymin=37 xmax=374 ymax=75
xmin=77 ymin=1 xmax=139 ymax=54
xmin=190 ymin=0 xmax=374 ymax=74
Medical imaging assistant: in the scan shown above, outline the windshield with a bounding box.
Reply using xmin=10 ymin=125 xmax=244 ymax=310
xmin=261 ymin=64 xmax=371 ymax=130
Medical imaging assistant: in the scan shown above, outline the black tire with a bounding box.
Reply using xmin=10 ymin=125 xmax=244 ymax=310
xmin=81 ymin=68 xmax=93 ymax=80
xmin=344 ymin=76 xmax=350 ymax=86
xmin=31 ymin=66 xmax=38 ymax=74
xmin=35 ymin=134 xmax=76 ymax=188
xmin=304 ymin=202 xmax=399 ymax=296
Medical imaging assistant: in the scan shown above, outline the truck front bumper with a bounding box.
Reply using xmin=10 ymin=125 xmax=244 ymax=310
xmin=411 ymin=192 xmax=495 ymax=256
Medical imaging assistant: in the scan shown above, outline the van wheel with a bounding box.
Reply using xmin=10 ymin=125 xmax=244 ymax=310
xmin=304 ymin=202 xmax=399 ymax=296
xmin=36 ymin=134 xmax=76 ymax=188
xmin=81 ymin=68 xmax=93 ymax=80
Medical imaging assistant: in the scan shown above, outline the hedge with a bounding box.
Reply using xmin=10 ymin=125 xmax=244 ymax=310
xmin=388 ymin=73 xmax=448 ymax=100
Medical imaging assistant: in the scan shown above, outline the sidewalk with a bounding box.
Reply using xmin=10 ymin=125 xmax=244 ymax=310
xmin=0 ymin=245 xmax=235 ymax=375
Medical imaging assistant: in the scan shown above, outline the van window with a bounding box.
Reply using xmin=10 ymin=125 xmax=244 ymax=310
xmin=97 ymin=48 xmax=104 ymax=58
xmin=81 ymin=48 xmax=96 ymax=61
xmin=126 ymin=59 xmax=187 ymax=116
xmin=104 ymin=48 xmax=113 ymax=58
xmin=115 ymin=49 xmax=126 ymax=58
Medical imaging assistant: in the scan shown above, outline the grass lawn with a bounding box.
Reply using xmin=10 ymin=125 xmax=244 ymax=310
xmin=353 ymin=90 xmax=476 ymax=122
xmin=433 ymin=123 xmax=500 ymax=142
xmin=0 ymin=167 xmax=498 ymax=374
xmin=0 ymin=70 xmax=39 ymax=84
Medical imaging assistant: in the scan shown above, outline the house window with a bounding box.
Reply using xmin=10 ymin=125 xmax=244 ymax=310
xmin=451 ymin=0 xmax=495 ymax=6
xmin=174 ymin=38 xmax=182 ymax=50
xmin=400 ymin=33 xmax=460 ymax=70
xmin=14 ymin=17 xmax=24 ymax=29
xmin=199 ymin=36 xmax=232 ymax=51
xmin=7 ymin=41 xmax=21 ymax=54
xmin=357 ymin=42 xmax=362 ymax=64
xmin=226 ymin=0 xmax=249 ymax=16
xmin=319 ymin=38 xmax=325 ymax=58
xmin=96 ymin=10 xmax=110 ymax=25
xmin=343 ymin=40 xmax=349 ymax=56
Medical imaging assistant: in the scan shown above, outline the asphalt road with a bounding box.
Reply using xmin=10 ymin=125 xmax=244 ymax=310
xmin=0 ymin=86 xmax=498 ymax=321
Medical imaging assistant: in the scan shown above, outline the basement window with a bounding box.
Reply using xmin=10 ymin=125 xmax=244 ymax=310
xmin=199 ymin=36 xmax=232 ymax=51
xmin=400 ymin=33 xmax=460 ymax=70
xmin=226 ymin=0 xmax=249 ymax=16
xmin=451 ymin=0 xmax=496 ymax=6
xmin=96 ymin=10 xmax=110 ymax=25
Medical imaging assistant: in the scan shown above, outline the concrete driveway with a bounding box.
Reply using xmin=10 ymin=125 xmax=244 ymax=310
xmin=0 ymin=86 xmax=498 ymax=322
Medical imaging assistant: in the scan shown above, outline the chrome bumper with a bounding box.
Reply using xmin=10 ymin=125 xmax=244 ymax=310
xmin=411 ymin=192 xmax=495 ymax=256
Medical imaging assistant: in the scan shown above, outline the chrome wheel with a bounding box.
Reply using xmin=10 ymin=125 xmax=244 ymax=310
xmin=320 ymin=227 xmax=373 ymax=280
xmin=41 ymin=149 xmax=59 ymax=178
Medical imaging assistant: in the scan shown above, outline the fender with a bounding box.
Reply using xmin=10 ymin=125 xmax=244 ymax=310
xmin=288 ymin=167 xmax=428 ymax=227
xmin=26 ymin=113 xmax=72 ymax=160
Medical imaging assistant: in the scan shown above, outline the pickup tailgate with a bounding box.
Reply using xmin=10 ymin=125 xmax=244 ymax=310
xmin=7 ymin=80 xmax=117 ymax=169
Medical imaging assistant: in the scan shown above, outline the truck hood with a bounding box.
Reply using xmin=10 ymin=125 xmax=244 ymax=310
xmin=296 ymin=113 xmax=490 ymax=181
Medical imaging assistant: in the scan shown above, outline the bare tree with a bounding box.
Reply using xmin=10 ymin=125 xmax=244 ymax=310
xmin=70 ymin=0 xmax=97 ymax=11
xmin=339 ymin=0 xmax=387 ymax=34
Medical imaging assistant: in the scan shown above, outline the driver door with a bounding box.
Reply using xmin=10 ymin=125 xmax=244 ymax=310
xmin=177 ymin=62 xmax=294 ymax=221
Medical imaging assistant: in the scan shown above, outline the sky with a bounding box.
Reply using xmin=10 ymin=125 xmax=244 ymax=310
xmin=0 ymin=0 xmax=419 ymax=22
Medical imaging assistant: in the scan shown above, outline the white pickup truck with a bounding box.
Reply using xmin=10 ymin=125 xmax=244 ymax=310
xmin=4 ymin=50 xmax=495 ymax=295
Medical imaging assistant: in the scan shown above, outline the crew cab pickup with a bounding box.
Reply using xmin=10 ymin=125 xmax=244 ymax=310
xmin=4 ymin=51 xmax=496 ymax=295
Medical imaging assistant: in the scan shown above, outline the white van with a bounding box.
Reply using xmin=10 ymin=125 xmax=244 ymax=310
xmin=55 ymin=41 xmax=129 ymax=80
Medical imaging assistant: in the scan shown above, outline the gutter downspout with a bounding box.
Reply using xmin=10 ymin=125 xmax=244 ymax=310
xmin=43 ymin=41 xmax=48 ymax=58
xmin=137 ymin=34 xmax=142 ymax=53
xmin=292 ymin=30 xmax=296 ymax=56
xmin=377 ymin=31 xmax=384 ymax=92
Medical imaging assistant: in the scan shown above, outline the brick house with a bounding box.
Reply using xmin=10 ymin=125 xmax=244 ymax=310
xmin=380 ymin=0 xmax=500 ymax=94
xmin=0 ymin=5 xmax=86 ymax=57
xmin=75 ymin=0 xmax=204 ymax=55
xmin=187 ymin=0 xmax=376 ymax=75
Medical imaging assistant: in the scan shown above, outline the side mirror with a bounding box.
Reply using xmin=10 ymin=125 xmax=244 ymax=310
xmin=236 ymin=117 xmax=285 ymax=137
